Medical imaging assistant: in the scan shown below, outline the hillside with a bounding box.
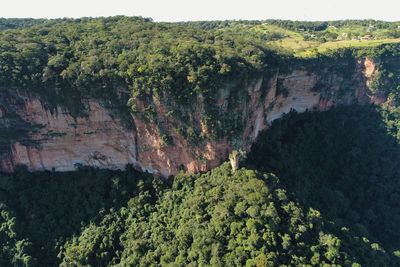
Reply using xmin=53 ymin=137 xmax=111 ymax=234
xmin=1 ymin=16 xmax=400 ymax=176
xmin=1 ymin=17 xmax=400 ymax=266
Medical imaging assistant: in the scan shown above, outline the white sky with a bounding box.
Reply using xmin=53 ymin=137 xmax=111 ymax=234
xmin=1 ymin=0 xmax=399 ymax=21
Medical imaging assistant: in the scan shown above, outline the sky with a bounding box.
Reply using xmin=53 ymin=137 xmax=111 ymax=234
xmin=1 ymin=0 xmax=399 ymax=21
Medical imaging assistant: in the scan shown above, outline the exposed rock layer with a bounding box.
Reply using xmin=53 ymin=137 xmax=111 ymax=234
xmin=0 ymin=58 xmax=382 ymax=176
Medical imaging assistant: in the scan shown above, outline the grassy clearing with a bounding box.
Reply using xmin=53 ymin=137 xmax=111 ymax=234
xmin=248 ymin=24 xmax=400 ymax=58
xmin=296 ymin=38 xmax=400 ymax=57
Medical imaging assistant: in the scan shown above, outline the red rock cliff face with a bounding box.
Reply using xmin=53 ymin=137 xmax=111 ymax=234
xmin=0 ymin=58 xmax=383 ymax=176
xmin=0 ymin=99 xmax=139 ymax=173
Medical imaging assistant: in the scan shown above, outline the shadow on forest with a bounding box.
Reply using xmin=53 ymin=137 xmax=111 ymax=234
xmin=0 ymin=165 xmax=154 ymax=266
xmin=246 ymin=105 xmax=400 ymax=254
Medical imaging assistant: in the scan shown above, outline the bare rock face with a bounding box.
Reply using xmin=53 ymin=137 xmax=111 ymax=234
xmin=0 ymin=98 xmax=139 ymax=173
xmin=0 ymin=58 xmax=383 ymax=176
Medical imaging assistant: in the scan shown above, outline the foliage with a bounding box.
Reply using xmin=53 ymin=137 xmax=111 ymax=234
xmin=0 ymin=16 xmax=287 ymax=102
xmin=60 ymin=164 xmax=395 ymax=266
xmin=0 ymin=17 xmax=399 ymax=98
xmin=0 ymin=166 xmax=156 ymax=266
xmin=0 ymin=18 xmax=48 ymax=30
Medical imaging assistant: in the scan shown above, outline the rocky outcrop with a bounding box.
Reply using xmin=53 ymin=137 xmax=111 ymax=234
xmin=0 ymin=58 xmax=383 ymax=176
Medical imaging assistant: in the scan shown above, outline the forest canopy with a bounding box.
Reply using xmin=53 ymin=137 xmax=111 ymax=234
xmin=0 ymin=16 xmax=399 ymax=106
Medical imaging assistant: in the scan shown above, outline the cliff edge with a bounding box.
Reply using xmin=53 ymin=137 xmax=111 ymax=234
xmin=0 ymin=57 xmax=383 ymax=176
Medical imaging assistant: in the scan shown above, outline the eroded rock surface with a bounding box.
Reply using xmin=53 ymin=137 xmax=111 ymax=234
xmin=0 ymin=58 xmax=384 ymax=176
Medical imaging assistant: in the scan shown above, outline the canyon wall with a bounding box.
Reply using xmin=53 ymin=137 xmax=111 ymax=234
xmin=0 ymin=58 xmax=381 ymax=176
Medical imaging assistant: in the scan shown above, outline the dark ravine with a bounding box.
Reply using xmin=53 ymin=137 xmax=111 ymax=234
xmin=0 ymin=57 xmax=384 ymax=176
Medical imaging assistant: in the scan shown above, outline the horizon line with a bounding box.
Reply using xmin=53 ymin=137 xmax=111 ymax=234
xmin=1 ymin=15 xmax=399 ymax=23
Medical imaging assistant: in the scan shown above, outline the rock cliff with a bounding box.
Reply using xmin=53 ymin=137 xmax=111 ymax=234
xmin=0 ymin=58 xmax=382 ymax=176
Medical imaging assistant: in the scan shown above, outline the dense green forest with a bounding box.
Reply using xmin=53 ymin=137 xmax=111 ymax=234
xmin=0 ymin=166 xmax=157 ymax=266
xmin=1 ymin=16 xmax=399 ymax=105
xmin=0 ymin=16 xmax=282 ymax=102
xmin=1 ymin=105 xmax=400 ymax=266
